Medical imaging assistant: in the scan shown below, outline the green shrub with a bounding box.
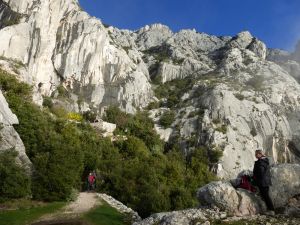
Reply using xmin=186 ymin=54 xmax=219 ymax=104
xmin=104 ymin=106 xmax=163 ymax=152
xmin=57 ymin=85 xmax=69 ymax=98
xmin=234 ymin=93 xmax=245 ymax=101
xmin=83 ymin=110 xmax=97 ymax=122
xmin=67 ymin=112 xmax=83 ymax=122
xmin=215 ymin=125 xmax=227 ymax=134
xmin=0 ymin=150 xmax=31 ymax=202
xmin=0 ymin=69 xmax=219 ymax=217
xmin=159 ymin=111 xmax=175 ymax=128
xmin=42 ymin=96 xmax=53 ymax=108
xmin=146 ymin=101 xmax=160 ymax=110
xmin=154 ymin=77 xmax=196 ymax=108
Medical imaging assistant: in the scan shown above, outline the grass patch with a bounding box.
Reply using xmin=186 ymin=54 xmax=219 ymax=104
xmin=83 ymin=203 xmax=131 ymax=225
xmin=0 ymin=202 xmax=65 ymax=225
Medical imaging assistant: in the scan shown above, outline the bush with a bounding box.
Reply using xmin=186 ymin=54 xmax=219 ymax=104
xmin=42 ymin=96 xmax=53 ymax=108
xmin=83 ymin=110 xmax=97 ymax=122
xmin=67 ymin=112 xmax=83 ymax=122
xmin=104 ymin=107 xmax=163 ymax=152
xmin=154 ymin=77 xmax=196 ymax=108
xmin=0 ymin=70 xmax=218 ymax=217
xmin=234 ymin=93 xmax=245 ymax=101
xmin=215 ymin=125 xmax=227 ymax=134
xmin=159 ymin=111 xmax=175 ymax=128
xmin=0 ymin=150 xmax=31 ymax=202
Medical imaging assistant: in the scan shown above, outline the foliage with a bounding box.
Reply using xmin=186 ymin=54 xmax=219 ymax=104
xmin=215 ymin=125 xmax=227 ymax=134
xmin=0 ymin=70 xmax=219 ymax=217
xmin=154 ymin=77 xmax=196 ymax=108
xmin=0 ymin=202 xmax=65 ymax=225
xmin=83 ymin=202 xmax=131 ymax=225
xmin=0 ymin=70 xmax=83 ymax=201
xmin=159 ymin=111 xmax=175 ymax=128
xmin=146 ymin=101 xmax=160 ymax=110
xmin=42 ymin=96 xmax=53 ymax=108
xmin=2 ymin=15 xmax=22 ymax=27
xmin=83 ymin=110 xmax=97 ymax=122
xmin=234 ymin=93 xmax=245 ymax=101
xmin=143 ymin=46 xmax=170 ymax=63
xmin=0 ymin=150 xmax=31 ymax=202
xmin=67 ymin=112 xmax=83 ymax=122
xmin=57 ymin=85 xmax=69 ymax=98
xmin=104 ymin=106 xmax=163 ymax=152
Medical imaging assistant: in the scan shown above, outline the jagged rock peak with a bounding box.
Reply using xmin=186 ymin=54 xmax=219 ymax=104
xmin=137 ymin=23 xmax=172 ymax=33
xmin=228 ymin=31 xmax=267 ymax=59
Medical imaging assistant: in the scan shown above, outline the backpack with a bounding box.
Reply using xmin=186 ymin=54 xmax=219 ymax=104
xmin=238 ymin=175 xmax=256 ymax=192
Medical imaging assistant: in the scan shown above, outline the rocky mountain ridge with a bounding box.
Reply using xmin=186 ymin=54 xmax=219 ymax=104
xmin=0 ymin=0 xmax=300 ymax=179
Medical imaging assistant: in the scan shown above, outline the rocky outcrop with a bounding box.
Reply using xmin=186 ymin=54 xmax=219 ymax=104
xmin=142 ymin=29 xmax=300 ymax=178
xmin=0 ymin=0 xmax=153 ymax=113
xmin=1 ymin=0 xmax=300 ymax=179
xmin=133 ymin=208 xmax=227 ymax=225
xmin=197 ymin=164 xmax=300 ymax=216
xmin=0 ymin=89 xmax=31 ymax=172
xmin=269 ymin=164 xmax=300 ymax=208
xmin=197 ymin=181 xmax=266 ymax=216
xmin=97 ymin=193 xmax=141 ymax=222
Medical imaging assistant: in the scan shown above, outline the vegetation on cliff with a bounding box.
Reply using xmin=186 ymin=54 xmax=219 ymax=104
xmin=0 ymin=69 xmax=219 ymax=217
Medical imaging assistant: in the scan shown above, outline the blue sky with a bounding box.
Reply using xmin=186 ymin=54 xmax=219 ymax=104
xmin=78 ymin=0 xmax=300 ymax=51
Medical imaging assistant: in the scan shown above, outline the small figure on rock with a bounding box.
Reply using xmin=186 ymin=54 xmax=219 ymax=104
xmin=253 ymin=149 xmax=275 ymax=215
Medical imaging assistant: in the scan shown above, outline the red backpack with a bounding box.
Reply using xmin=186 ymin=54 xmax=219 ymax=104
xmin=238 ymin=175 xmax=256 ymax=192
xmin=88 ymin=175 xmax=95 ymax=184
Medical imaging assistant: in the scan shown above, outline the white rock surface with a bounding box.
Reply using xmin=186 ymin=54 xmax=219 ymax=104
xmin=0 ymin=89 xmax=31 ymax=172
xmin=0 ymin=0 xmax=153 ymax=113
xmin=1 ymin=0 xmax=300 ymax=180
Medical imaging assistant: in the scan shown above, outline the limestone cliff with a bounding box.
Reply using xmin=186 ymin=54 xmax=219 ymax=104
xmin=0 ymin=0 xmax=153 ymax=113
xmin=1 ymin=0 xmax=300 ymax=179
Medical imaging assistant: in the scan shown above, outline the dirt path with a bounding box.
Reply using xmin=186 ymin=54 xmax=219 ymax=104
xmin=33 ymin=192 xmax=100 ymax=224
xmin=64 ymin=192 xmax=99 ymax=214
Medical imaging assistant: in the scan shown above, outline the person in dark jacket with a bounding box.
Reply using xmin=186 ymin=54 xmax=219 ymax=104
xmin=253 ymin=149 xmax=275 ymax=213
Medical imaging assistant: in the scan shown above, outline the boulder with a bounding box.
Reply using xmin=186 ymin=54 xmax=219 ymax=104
xmin=197 ymin=181 xmax=265 ymax=216
xmin=197 ymin=164 xmax=300 ymax=216
xmin=270 ymin=164 xmax=300 ymax=208
xmin=0 ymin=89 xmax=31 ymax=173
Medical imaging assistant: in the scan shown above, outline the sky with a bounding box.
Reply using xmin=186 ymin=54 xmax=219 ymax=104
xmin=78 ymin=0 xmax=300 ymax=51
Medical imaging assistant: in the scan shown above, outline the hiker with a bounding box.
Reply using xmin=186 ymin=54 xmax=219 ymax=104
xmin=253 ymin=149 xmax=275 ymax=214
xmin=87 ymin=172 xmax=96 ymax=191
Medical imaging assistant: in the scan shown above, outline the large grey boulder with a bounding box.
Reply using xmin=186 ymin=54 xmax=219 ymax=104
xmin=197 ymin=164 xmax=300 ymax=216
xmin=197 ymin=181 xmax=265 ymax=216
xmin=0 ymin=89 xmax=31 ymax=173
xmin=270 ymin=164 xmax=300 ymax=208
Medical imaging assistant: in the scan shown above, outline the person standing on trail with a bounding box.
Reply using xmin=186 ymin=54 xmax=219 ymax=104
xmin=88 ymin=172 xmax=96 ymax=191
xmin=253 ymin=149 xmax=275 ymax=215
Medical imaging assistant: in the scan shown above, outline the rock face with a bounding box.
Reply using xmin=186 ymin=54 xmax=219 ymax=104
xmin=133 ymin=208 xmax=227 ymax=225
xmin=269 ymin=164 xmax=300 ymax=208
xmin=197 ymin=164 xmax=300 ymax=216
xmin=0 ymin=89 xmax=31 ymax=172
xmin=0 ymin=0 xmax=153 ymax=113
xmin=1 ymin=0 xmax=300 ymax=179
